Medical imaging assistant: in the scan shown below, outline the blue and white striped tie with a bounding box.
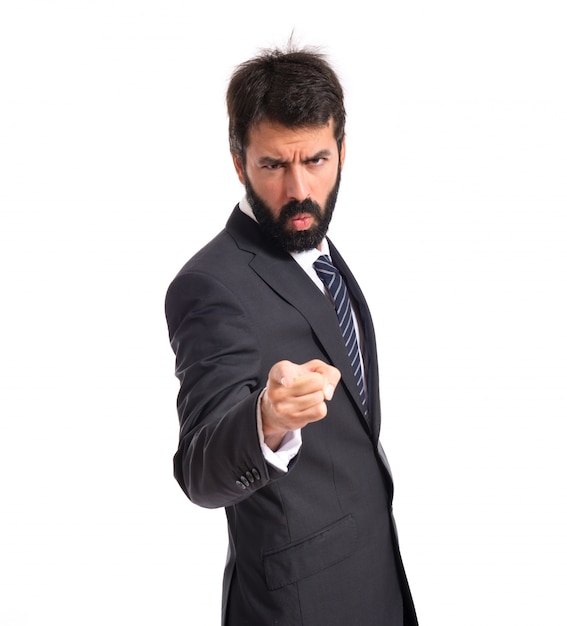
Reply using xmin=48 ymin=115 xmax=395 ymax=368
xmin=313 ymin=255 xmax=367 ymax=412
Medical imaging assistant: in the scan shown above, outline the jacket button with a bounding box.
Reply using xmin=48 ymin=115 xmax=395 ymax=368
xmin=245 ymin=471 xmax=254 ymax=483
xmin=251 ymin=468 xmax=260 ymax=480
xmin=239 ymin=475 xmax=250 ymax=487
xmin=235 ymin=480 xmax=246 ymax=490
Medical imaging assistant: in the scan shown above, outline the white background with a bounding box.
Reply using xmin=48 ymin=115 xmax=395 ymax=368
xmin=1 ymin=1 xmax=566 ymax=624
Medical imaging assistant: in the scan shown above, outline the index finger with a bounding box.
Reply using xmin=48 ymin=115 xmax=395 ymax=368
xmin=271 ymin=360 xmax=305 ymax=388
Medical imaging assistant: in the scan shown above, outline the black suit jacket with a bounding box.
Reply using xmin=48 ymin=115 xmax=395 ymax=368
xmin=166 ymin=207 xmax=418 ymax=625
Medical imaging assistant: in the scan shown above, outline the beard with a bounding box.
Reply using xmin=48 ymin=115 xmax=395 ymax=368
xmin=244 ymin=170 xmax=341 ymax=253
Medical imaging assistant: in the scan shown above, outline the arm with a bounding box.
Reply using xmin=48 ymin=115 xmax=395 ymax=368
xmin=166 ymin=270 xmax=340 ymax=508
xmin=166 ymin=270 xmax=271 ymax=509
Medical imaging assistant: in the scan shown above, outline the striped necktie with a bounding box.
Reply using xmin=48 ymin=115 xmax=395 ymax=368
xmin=313 ymin=255 xmax=367 ymax=412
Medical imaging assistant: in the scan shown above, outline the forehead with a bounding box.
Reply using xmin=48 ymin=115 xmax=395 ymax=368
xmin=246 ymin=120 xmax=337 ymax=157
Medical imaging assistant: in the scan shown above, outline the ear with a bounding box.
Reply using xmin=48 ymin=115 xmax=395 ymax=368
xmin=232 ymin=153 xmax=246 ymax=185
xmin=339 ymin=136 xmax=346 ymax=170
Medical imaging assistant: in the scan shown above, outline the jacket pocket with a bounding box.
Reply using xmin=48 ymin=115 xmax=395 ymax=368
xmin=263 ymin=515 xmax=357 ymax=591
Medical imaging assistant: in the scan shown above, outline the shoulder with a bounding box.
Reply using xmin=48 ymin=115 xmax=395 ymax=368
xmin=170 ymin=205 xmax=268 ymax=281
xmin=165 ymin=230 xmax=247 ymax=315
xmin=174 ymin=229 xmax=242 ymax=278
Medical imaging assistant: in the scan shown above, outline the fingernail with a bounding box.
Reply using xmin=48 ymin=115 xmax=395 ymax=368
xmin=325 ymin=384 xmax=335 ymax=400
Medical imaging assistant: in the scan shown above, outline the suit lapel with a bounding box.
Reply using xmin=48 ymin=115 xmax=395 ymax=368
xmin=226 ymin=208 xmax=371 ymax=429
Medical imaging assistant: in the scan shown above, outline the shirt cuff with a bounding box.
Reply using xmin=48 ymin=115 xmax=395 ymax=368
xmin=257 ymin=390 xmax=302 ymax=473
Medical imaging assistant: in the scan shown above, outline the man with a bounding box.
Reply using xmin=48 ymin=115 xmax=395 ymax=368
xmin=165 ymin=45 xmax=418 ymax=625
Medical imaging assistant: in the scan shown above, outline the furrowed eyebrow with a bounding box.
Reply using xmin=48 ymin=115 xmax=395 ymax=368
xmin=307 ymin=150 xmax=332 ymax=161
xmin=257 ymin=150 xmax=333 ymax=166
xmin=258 ymin=156 xmax=284 ymax=167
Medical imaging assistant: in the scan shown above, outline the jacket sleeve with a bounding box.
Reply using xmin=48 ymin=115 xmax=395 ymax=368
xmin=165 ymin=269 xmax=286 ymax=509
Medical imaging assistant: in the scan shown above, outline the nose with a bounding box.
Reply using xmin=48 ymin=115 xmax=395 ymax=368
xmin=285 ymin=165 xmax=309 ymax=202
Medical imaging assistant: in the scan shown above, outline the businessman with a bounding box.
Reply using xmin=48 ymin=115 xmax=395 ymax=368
xmin=165 ymin=45 xmax=418 ymax=625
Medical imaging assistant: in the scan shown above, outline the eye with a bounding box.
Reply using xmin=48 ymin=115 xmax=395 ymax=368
xmin=306 ymin=152 xmax=331 ymax=166
xmin=307 ymin=157 xmax=326 ymax=167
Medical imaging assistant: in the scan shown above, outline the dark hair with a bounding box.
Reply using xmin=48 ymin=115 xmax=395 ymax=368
xmin=227 ymin=45 xmax=346 ymax=160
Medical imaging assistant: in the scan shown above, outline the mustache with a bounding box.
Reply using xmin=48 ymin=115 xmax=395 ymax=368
xmin=278 ymin=198 xmax=323 ymax=223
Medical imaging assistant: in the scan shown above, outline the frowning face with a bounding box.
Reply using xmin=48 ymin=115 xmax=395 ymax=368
xmin=232 ymin=120 xmax=345 ymax=252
